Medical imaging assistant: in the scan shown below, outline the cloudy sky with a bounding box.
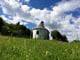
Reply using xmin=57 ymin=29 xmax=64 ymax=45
xmin=0 ymin=0 xmax=80 ymax=42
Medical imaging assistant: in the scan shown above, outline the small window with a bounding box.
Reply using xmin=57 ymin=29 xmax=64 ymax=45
xmin=36 ymin=31 xmax=39 ymax=34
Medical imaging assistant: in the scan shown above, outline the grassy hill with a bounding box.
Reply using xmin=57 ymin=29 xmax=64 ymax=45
xmin=0 ymin=35 xmax=80 ymax=60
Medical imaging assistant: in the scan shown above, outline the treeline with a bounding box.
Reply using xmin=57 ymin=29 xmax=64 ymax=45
xmin=0 ymin=17 xmax=32 ymax=38
xmin=0 ymin=17 xmax=68 ymax=42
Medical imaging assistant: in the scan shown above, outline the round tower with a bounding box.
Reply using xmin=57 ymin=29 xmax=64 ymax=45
xmin=33 ymin=21 xmax=49 ymax=40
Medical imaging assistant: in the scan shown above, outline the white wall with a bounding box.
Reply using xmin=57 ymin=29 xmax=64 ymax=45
xmin=49 ymin=31 xmax=53 ymax=40
xmin=33 ymin=30 xmax=38 ymax=39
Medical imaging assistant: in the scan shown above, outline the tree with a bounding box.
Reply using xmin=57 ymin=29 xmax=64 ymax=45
xmin=1 ymin=25 xmax=12 ymax=35
xmin=51 ymin=30 xmax=68 ymax=42
xmin=0 ymin=18 xmax=32 ymax=38
xmin=61 ymin=35 xmax=68 ymax=42
xmin=0 ymin=17 xmax=5 ymax=32
xmin=18 ymin=25 xmax=32 ymax=38
xmin=51 ymin=30 xmax=62 ymax=40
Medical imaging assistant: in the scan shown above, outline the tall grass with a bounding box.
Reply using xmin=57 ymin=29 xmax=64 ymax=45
xmin=0 ymin=35 xmax=80 ymax=60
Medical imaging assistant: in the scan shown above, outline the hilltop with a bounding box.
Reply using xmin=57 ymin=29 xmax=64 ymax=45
xmin=0 ymin=35 xmax=80 ymax=60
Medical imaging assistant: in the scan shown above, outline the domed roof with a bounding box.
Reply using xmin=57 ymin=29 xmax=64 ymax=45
xmin=38 ymin=21 xmax=45 ymax=28
xmin=33 ymin=21 xmax=49 ymax=32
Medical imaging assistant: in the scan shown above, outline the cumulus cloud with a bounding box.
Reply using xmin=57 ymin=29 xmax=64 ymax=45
xmin=21 ymin=5 xmax=30 ymax=12
xmin=0 ymin=0 xmax=80 ymax=41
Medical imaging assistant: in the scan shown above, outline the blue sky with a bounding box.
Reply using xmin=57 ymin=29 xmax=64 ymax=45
xmin=28 ymin=0 xmax=61 ymax=9
xmin=0 ymin=0 xmax=80 ymax=41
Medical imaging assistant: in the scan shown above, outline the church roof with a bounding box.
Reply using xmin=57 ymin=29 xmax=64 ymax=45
xmin=32 ymin=21 xmax=49 ymax=32
xmin=33 ymin=28 xmax=49 ymax=32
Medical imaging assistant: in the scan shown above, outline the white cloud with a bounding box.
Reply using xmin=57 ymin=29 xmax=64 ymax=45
xmin=4 ymin=0 xmax=20 ymax=8
xmin=21 ymin=5 xmax=30 ymax=12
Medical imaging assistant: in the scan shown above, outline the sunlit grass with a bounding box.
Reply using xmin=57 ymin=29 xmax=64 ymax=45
xmin=0 ymin=35 xmax=80 ymax=60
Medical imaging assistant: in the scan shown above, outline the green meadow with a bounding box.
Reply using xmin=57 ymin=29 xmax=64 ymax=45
xmin=0 ymin=35 xmax=80 ymax=60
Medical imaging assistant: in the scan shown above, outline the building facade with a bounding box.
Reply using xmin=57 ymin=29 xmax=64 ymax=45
xmin=32 ymin=21 xmax=49 ymax=40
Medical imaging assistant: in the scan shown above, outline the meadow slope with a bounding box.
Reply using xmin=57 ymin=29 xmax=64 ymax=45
xmin=0 ymin=35 xmax=80 ymax=60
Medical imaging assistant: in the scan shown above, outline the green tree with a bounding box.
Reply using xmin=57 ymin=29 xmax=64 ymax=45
xmin=62 ymin=35 xmax=68 ymax=42
xmin=18 ymin=25 xmax=32 ymax=38
xmin=0 ymin=18 xmax=32 ymax=38
xmin=51 ymin=30 xmax=68 ymax=42
xmin=0 ymin=17 xmax=5 ymax=32
xmin=1 ymin=25 xmax=12 ymax=35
